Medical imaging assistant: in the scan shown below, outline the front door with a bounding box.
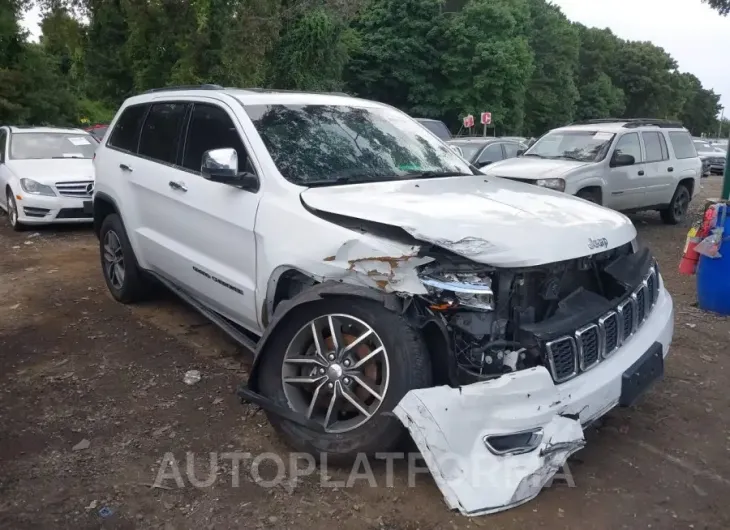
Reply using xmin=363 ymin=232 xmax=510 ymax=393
xmin=141 ymin=100 xmax=262 ymax=332
xmin=605 ymin=132 xmax=647 ymax=210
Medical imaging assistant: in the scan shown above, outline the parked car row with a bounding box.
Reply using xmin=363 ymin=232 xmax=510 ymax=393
xmin=693 ymin=137 xmax=726 ymax=176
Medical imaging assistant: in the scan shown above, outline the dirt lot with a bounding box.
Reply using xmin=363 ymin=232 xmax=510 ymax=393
xmin=1 ymin=178 xmax=730 ymax=530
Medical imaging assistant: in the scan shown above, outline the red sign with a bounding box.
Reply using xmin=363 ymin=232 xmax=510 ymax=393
xmin=463 ymin=115 xmax=475 ymax=128
xmin=481 ymin=112 xmax=492 ymax=125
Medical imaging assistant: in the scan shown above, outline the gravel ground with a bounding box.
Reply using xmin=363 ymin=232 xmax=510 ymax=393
xmin=1 ymin=176 xmax=729 ymax=530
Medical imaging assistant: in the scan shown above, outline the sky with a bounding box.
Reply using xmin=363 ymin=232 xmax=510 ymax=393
xmin=20 ymin=0 xmax=730 ymax=114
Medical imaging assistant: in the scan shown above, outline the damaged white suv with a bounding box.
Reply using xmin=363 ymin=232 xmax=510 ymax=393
xmin=93 ymin=86 xmax=674 ymax=515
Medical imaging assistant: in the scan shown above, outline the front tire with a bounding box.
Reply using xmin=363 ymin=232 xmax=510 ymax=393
xmin=99 ymin=213 xmax=147 ymax=303
xmin=661 ymin=185 xmax=690 ymax=225
xmin=6 ymin=191 xmax=25 ymax=232
xmin=257 ymin=297 xmax=432 ymax=464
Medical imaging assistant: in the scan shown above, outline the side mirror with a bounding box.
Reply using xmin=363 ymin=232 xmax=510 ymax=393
xmin=477 ymin=160 xmax=493 ymax=168
xmin=611 ymin=153 xmax=635 ymax=168
xmin=201 ymin=148 xmax=258 ymax=191
xmin=516 ymin=149 xmax=526 ymax=157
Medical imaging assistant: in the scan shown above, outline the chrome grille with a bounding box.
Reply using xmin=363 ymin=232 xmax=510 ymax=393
xmin=599 ymin=311 xmax=620 ymax=358
xmin=576 ymin=323 xmax=601 ymax=371
xmin=544 ymin=264 xmax=658 ymax=383
xmin=55 ymin=180 xmax=93 ymax=198
xmin=545 ymin=337 xmax=577 ymax=383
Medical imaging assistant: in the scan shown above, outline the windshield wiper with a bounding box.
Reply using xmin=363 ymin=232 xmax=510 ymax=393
xmin=52 ymin=155 xmax=86 ymax=159
xmin=522 ymin=153 xmax=544 ymax=158
xmin=403 ymin=170 xmax=474 ymax=179
xmin=304 ymin=175 xmax=397 ymax=187
xmin=555 ymin=154 xmax=583 ymax=161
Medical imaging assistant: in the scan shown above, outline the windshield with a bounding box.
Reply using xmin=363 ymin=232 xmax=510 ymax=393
xmin=244 ymin=104 xmax=474 ymax=186
xmin=10 ymin=133 xmax=96 ymax=160
xmin=525 ymin=130 xmax=615 ymax=162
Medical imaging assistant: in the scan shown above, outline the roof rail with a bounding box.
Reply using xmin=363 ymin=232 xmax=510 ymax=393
xmin=572 ymin=118 xmax=684 ymax=129
xmin=233 ymin=87 xmax=351 ymax=97
xmin=142 ymin=84 xmax=224 ymax=94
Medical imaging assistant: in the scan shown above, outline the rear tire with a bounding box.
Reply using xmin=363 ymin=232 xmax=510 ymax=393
xmin=99 ymin=213 xmax=147 ymax=303
xmin=576 ymin=188 xmax=601 ymax=205
xmin=660 ymin=185 xmax=690 ymax=225
xmin=257 ymin=297 xmax=432 ymax=464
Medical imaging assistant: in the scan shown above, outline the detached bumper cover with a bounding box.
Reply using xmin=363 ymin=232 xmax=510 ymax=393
xmin=394 ymin=285 xmax=674 ymax=516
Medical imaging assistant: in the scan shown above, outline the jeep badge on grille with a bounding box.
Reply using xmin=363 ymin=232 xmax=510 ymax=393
xmin=588 ymin=237 xmax=608 ymax=250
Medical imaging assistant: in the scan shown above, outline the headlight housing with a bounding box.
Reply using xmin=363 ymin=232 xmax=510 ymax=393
xmin=420 ymin=273 xmax=494 ymax=311
xmin=20 ymin=178 xmax=56 ymax=196
xmin=535 ymin=178 xmax=565 ymax=192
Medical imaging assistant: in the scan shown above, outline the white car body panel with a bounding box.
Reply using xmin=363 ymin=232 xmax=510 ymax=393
xmin=395 ymin=281 xmax=673 ymax=516
xmin=300 ymin=175 xmax=637 ymax=267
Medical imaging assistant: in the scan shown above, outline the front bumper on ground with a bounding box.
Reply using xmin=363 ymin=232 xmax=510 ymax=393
xmin=15 ymin=193 xmax=93 ymax=224
xmin=394 ymin=284 xmax=674 ymax=516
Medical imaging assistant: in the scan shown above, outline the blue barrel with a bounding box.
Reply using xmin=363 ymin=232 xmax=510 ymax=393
xmin=697 ymin=204 xmax=730 ymax=315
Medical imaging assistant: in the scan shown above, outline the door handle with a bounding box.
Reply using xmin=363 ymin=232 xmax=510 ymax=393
xmin=119 ymin=163 xmax=133 ymax=172
xmin=638 ymin=170 xmax=645 ymax=176
xmin=668 ymin=167 xmax=674 ymax=172
xmin=168 ymin=180 xmax=188 ymax=192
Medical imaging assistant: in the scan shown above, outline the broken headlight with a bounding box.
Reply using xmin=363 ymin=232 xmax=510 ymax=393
xmin=420 ymin=273 xmax=494 ymax=311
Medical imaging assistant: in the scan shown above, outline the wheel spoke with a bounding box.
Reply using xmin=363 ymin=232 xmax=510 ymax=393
xmin=351 ymin=346 xmax=383 ymax=369
xmin=283 ymin=374 xmax=326 ymax=386
xmin=284 ymin=356 xmax=326 ymax=368
xmin=103 ymin=244 xmax=116 ymax=263
xmin=310 ymin=321 xmax=328 ymax=362
xmin=342 ymin=329 xmax=373 ymax=353
xmin=328 ymin=315 xmax=345 ymax=353
xmin=113 ymin=263 xmax=125 ymax=285
xmin=350 ymin=374 xmax=383 ymax=401
xmin=340 ymin=385 xmax=371 ymax=418
xmin=323 ymin=385 xmax=339 ymax=429
xmin=306 ymin=380 xmax=327 ymax=419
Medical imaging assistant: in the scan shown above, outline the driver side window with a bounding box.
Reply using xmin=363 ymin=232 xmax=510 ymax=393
xmin=478 ymin=143 xmax=504 ymax=165
xmin=614 ymin=133 xmax=642 ymax=163
xmin=182 ymin=103 xmax=251 ymax=175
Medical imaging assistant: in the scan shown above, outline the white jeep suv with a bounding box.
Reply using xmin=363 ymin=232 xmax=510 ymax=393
xmin=0 ymin=126 xmax=97 ymax=230
xmin=483 ymin=119 xmax=702 ymax=224
xmin=93 ymin=86 xmax=674 ymax=515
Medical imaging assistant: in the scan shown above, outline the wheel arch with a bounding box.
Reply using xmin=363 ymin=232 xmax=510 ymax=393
xmin=576 ymin=185 xmax=603 ymax=205
xmin=677 ymin=177 xmax=695 ymax=197
xmin=93 ymin=192 xmax=121 ymax=238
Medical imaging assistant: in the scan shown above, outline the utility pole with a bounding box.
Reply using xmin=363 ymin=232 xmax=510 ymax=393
xmin=718 ymin=106 xmax=725 ymax=140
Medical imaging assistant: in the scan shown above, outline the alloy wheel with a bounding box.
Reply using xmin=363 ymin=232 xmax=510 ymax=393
xmin=281 ymin=314 xmax=390 ymax=434
xmin=674 ymin=189 xmax=689 ymax=219
xmin=7 ymin=194 xmax=17 ymax=227
xmin=103 ymin=230 xmax=125 ymax=290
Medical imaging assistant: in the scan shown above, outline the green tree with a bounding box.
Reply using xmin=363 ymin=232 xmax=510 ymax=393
xmin=523 ymin=0 xmax=579 ymax=136
xmin=704 ymin=0 xmax=730 ymax=15
xmin=441 ymin=0 xmax=534 ymax=134
xmin=679 ymin=73 xmax=722 ymax=135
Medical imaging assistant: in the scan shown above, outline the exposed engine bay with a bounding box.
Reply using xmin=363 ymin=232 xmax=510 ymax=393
xmin=413 ymin=241 xmax=655 ymax=384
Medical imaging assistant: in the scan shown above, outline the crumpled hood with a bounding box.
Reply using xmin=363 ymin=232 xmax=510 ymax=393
xmin=483 ymin=157 xmax=590 ymax=180
xmin=4 ymin=159 xmax=94 ymax=184
xmin=301 ymin=175 xmax=636 ymax=267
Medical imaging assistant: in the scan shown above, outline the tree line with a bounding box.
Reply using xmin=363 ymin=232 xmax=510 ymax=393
xmin=0 ymin=0 xmax=723 ymax=137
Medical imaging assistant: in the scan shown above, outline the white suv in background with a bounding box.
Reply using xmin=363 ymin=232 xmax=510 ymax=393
xmin=0 ymin=126 xmax=97 ymax=230
xmin=484 ymin=119 xmax=702 ymax=224
xmin=92 ymin=86 xmax=674 ymax=515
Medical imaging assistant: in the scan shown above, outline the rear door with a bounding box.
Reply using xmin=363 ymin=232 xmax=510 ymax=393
xmin=605 ymin=132 xmax=647 ymax=210
xmin=640 ymin=131 xmax=673 ymax=206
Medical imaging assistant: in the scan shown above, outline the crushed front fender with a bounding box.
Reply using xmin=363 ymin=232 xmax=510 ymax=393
xmin=393 ymin=368 xmax=586 ymax=516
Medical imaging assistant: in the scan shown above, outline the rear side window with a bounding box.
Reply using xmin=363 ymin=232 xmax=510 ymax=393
xmin=478 ymin=143 xmax=504 ymax=165
xmin=669 ymin=131 xmax=697 ymax=159
xmin=108 ymin=104 xmax=148 ymax=152
xmin=181 ymin=104 xmax=248 ymax=173
xmin=641 ymin=132 xmax=668 ymax=162
xmin=138 ymin=103 xmax=189 ymax=165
